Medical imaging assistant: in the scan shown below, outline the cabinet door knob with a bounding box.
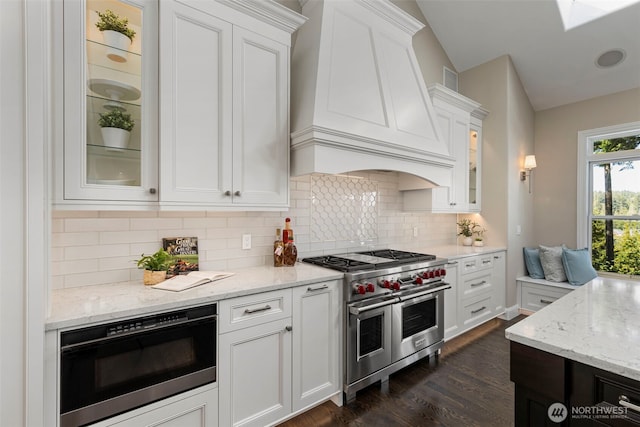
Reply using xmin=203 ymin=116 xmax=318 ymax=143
xmin=234 ymin=191 xmax=241 ymax=196
xmin=224 ymin=190 xmax=231 ymax=196
xmin=149 ymin=188 xmax=156 ymax=194
xmin=285 ymin=325 xmax=292 ymax=332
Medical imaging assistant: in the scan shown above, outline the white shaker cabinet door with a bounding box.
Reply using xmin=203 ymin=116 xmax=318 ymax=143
xmin=292 ymin=280 xmax=341 ymax=411
xmin=218 ymin=318 xmax=292 ymax=427
xmin=159 ymin=0 xmax=233 ymax=205
xmin=232 ymin=27 xmax=289 ymax=207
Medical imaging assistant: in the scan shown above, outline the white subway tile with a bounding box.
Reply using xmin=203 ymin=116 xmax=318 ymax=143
xmin=130 ymin=217 xmax=182 ymax=230
xmin=100 ymin=230 xmax=157 ymax=245
xmin=52 ymin=231 xmax=99 ymax=247
xmin=65 ymin=218 xmax=129 ymax=232
xmin=65 ymin=244 xmax=129 ymax=260
xmin=63 ymin=269 xmax=131 ymax=288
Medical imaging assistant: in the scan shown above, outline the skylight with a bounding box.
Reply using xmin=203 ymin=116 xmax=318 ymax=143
xmin=556 ymin=0 xmax=640 ymax=30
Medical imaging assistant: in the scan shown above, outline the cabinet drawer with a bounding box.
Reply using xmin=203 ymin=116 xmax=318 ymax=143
xmin=219 ymin=288 xmax=292 ymax=334
xmin=460 ymin=270 xmax=493 ymax=299
xmin=460 ymin=255 xmax=493 ymax=275
xmin=461 ymin=292 xmax=494 ymax=328
xmin=521 ymin=283 xmax=572 ymax=313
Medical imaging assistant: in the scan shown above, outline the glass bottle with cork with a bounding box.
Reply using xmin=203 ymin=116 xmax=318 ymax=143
xmin=283 ymin=236 xmax=297 ymax=266
xmin=283 ymin=217 xmax=294 ymax=243
xmin=273 ymin=228 xmax=284 ymax=267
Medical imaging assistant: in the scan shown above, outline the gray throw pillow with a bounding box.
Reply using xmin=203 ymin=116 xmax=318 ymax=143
xmin=539 ymin=244 xmax=567 ymax=282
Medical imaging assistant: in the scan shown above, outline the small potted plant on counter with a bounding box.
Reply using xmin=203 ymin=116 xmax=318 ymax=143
xmin=95 ymin=9 xmax=136 ymax=62
xmin=135 ymin=248 xmax=171 ymax=285
xmin=473 ymin=226 xmax=486 ymax=247
xmin=457 ymin=218 xmax=478 ymax=246
xmin=98 ymin=109 xmax=135 ymax=150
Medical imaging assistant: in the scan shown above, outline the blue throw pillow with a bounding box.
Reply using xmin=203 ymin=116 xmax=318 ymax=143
xmin=523 ymin=247 xmax=545 ymax=279
xmin=561 ymin=247 xmax=597 ymax=286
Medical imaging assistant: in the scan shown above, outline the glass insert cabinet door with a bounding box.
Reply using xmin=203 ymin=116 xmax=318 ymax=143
xmin=63 ymin=0 xmax=158 ymax=202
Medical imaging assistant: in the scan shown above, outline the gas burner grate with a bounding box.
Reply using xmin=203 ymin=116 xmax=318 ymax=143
xmin=302 ymin=256 xmax=376 ymax=273
xmin=357 ymin=249 xmax=436 ymax=263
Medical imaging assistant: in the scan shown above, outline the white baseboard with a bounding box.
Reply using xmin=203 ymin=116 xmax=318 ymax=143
xmin=499 ymin=305 xmax=521 ymax=321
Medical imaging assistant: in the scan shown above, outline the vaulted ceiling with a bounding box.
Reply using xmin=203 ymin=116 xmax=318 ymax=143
xmin=416 ymin=0 xmax=640 ymax=111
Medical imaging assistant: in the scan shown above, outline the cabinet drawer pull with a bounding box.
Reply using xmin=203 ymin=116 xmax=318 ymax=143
xmin=471 ymin=306 xmax=486 ymax=314
xmin=540 ymin=299 xmax=554 ymax=305
xmin=482 ymin=260 xmax=491 ymax=264
xmin=619 ymin=395 xmax=640 ymax=413
xmin=446 ymin=261 xmax=458 ymax=266
xmin=244 ymin=305 xmax=271 ymax=314
xmin=465 ymin=263 xmax=475 ymax=268
xmin=470 ymin=280 xmax=487 ymax=287
xmin=307 ymin=284 xmax=328 ymax=292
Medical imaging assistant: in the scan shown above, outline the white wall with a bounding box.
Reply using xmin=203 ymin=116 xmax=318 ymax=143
xmin=459 ymin=55 xmax=536 ymax=308
xmin=534 ymin=88 xmax=640 ymax=247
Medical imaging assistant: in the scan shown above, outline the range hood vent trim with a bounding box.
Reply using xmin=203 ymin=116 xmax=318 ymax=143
xmin=290 ymin=0 xmax=453 ymax=186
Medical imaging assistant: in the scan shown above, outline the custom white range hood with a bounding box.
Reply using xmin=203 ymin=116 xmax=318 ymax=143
xmin=290 ymin=0 xmax=453 ymax=185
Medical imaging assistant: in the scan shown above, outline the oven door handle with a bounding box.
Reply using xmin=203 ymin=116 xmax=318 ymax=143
xmin=348 ymin=298 xmax=398 ymax=315
xmin=397 ymin=284 xmax=451 ymax=302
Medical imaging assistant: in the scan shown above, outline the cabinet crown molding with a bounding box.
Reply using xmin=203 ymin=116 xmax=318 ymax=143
xmin=428 ymin=83 xmax=481 ymax=113
xmin=216 ymin=0 xmax=307 ymax=33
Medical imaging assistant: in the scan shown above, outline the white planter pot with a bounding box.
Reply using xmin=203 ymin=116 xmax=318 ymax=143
xmin=101 ymin=30 xmax=131 ymax=63
xmin=474 ymin=240 xmax=484 ymax=247
xmin=462 ymin=236 xmax=473 ymax=246
xmin=101 ymin=127 xmax=131 ymax=150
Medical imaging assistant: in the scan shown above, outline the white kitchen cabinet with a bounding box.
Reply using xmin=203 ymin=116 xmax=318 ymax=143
xmin=443 ymin=260 xmax=460 ymax=340
xmin=55 ymin=0 xmax=303 ymax=210
xmin=55 ymin=0 xmax=159 ymax=206
xmin=159 ymin=0 xmax=301 ymax=209
xmin=400 ymin=85 xmax=487 ymax=213
xmin=88 ymin=384 xmax=218 ymax=427
xmin=445 ymin=250 xmax=506 ymax=340
xmin=218 ymin=281 xmax=342 ymax=426
xmin=517 ymin=276 xmax=575 ymax=313
xmin=219 ymin=317 xmax=293 ymax=427
xmin=292 ymin=281 xmax=341 ymax=411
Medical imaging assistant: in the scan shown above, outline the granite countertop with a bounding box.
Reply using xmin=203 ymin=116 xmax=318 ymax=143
xmin=505 ymin=276 xmax=640 ymax=381
xmin=46 ymin=263 xmax=343 ymax=331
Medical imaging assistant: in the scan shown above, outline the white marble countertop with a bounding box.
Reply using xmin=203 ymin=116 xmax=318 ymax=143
xmin=505 ymin=276 xmax=640 ymax=381
xmin=46 ymin=263 xmax=343 ymax=331
xmin=417 ymin=244 xmax=506 ymax=260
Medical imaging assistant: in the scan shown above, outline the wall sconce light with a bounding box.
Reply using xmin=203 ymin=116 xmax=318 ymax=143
xmin=520 ymin=155 xmax=537 ymax=193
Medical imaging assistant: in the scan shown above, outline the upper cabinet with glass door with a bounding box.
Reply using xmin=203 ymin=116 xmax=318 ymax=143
xmin=468 ymin=107 xmax=488 ymax=212
xmin=56 ymin=0 xmax=157 ymax=206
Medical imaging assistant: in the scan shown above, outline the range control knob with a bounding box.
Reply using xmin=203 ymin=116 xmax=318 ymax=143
xmin=440 ymin=268 xmax=447 ymax=277
xmin=414 ymin=277 xmax=423 ymax=285
xmin=365 ymin=283 xmax=375 ymax=293
xmin=392 ymin=281 xmax=401 ymax=291
xmin=353 ymin=284 xmax=366 ymax=295
xmin=380 ymin=279 xmax=391 ymax=289
xmin=421 ymin=271 xmax=430 ymax=279
xmin=434 ymin=269 xmax=441 ymax=277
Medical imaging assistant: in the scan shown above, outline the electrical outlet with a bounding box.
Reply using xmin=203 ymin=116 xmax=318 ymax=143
xmin=413 ymin=227 xmax=419 ymax=237
xmin=242 ymin=234 xmax=251 ymax=250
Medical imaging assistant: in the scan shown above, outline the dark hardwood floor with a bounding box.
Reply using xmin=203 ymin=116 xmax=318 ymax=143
xmin=279 ymin=315 xmax=526 ymax=427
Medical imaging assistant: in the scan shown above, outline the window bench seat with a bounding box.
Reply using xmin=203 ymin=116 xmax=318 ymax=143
xmin=517 ymin=276 xmax=578 ymax=313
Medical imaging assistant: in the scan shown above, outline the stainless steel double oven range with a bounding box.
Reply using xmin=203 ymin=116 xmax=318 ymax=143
xmin=303 ymin=249 xmax=450 ymax=402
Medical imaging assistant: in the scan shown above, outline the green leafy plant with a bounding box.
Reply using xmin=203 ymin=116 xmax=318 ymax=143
xmin=457 ymin=219 xmax=479 ymax=238
xmin=474 ymin=227 xmax=487 ymax=241
xmin=95 ymin=9 xmax=136 ymax=41
xmin=98 ymin=109 xmax=135 ymax=131
xmin=135 ymin=248 xmax=172 ymax=271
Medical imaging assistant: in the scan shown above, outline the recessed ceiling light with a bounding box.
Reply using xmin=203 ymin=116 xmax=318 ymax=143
xmin=596 ymin=49 xmax=626 ymax=68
